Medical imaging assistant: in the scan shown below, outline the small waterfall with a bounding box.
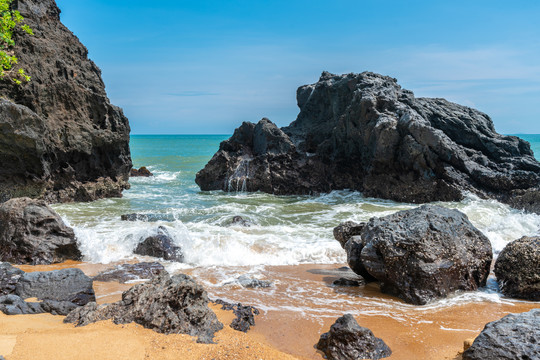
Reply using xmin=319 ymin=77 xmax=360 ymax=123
xmin=227 ymin=156 xmax=251 ymax=192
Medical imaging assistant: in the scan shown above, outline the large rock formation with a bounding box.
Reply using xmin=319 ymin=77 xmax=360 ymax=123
xmin=65 ymin=272 xmax=223 ymax=344
xmin=494 ymin=236 xmax=540 ymax=301
xmin=196 ymin=72 xmax=540 ymax=211
xmin=316 ymin=314 xmax=391 ymax=360
xmin=462 ymin=309 xmax=540 ymax=360
xmin=0 ymin=197 xmax=81 ymax=264
xmin=0 ymin=0 xmax=131 ymax=203
xmin=335 ymin=205 xmax=493 ymax=305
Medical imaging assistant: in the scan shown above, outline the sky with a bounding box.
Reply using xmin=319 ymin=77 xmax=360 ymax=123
xmin=55 ymin=0 xmax=540 ymax=135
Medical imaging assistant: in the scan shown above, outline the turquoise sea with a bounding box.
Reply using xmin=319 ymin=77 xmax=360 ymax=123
xmin=52 ymin=133 xmax=540 ymax=312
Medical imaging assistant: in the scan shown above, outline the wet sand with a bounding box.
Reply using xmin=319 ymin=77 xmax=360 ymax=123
xmin=9 ymin=261 xmax=540 ymax=359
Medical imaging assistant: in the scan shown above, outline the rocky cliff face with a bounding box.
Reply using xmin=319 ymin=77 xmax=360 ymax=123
xmin=196 ymin=72 xmax=540 ymax=210
xmin=0 ymin=0 xmax=131 ymax=203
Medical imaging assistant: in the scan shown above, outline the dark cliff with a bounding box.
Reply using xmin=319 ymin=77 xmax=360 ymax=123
xmin=0 ymin=0 xmax=131 ymax=203
xmin=196 ymin=71 xmax=540 ymax=210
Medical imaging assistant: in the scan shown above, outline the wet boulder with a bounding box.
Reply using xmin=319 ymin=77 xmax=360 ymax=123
xmin=120 ymin=213 xmax=175 ymax=222
xmin=93 ymin=262 xmax=165 ymax=283
xmin=333 ymin=221 xmax=364 ymax=248
xmin=130 ymin=166 xmax=153 ymax=177
xmin=336 ymin=205 xmax=493 ymax=305
xmin=134 ymin=227 xmax=183 ymax=262
xmin=316 ymin=314 xmax=391 ymax=360
xmin=0 ymin=198 xmax=81 ymax=265
xmin=230 ymin=216 xmax=252 ymax=227
xmin=494 ymin=236 xmax=540 ymax=301
xmin=462 ymin=309 xmax=540 ymax=360
xmin=65 ymin=272 xmax=223 ymax=344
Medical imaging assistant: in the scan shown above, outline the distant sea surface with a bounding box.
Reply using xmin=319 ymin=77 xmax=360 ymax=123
xmin=52 ymin=134 xmax=540 ymax=308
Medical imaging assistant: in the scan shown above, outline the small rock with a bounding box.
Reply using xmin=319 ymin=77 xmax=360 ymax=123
xmin=332 ymin=278 xmax=363 ymax=287
xmin=230 ymin=216 xmax=252 ymax=227
xmin=0 ymin=262 xmax=24 ymax=296
xmin=130 ymin=166 xmax=153 ymax=177
xmin=65 ymin=272 xmax=223 ymax=344
xmin=316 ymin=314 xmax=392 ymax=360
xmin=494 ymin=236 xmax=540 ymax=301
xmin=235 ymin=275 xmax=272 ymax=288
xmin=462 ymin=309 xmax=540 ymax=360
xmin=214 ymin=299 xmax=260 ymax=332
xmin=120 ymin=213 xmax=175 ymax=222
xmin=134 ymin=227 xmax=183 ymax=262
xmin=93 ymin=262 xmax=165 ymax=283
xmin=0 ymin=198 xmax=81 ymax=265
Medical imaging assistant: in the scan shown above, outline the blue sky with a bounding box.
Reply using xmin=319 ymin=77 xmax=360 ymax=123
xmin=56 ymin=0 xmax=540 ymax=134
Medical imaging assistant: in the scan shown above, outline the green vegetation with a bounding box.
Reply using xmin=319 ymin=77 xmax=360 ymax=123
xmin=0 ymin=0 xmax=33 ymax=85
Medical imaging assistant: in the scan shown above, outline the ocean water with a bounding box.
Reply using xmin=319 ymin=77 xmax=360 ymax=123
xmin=51 ymin=134 xmax=540 ymax=306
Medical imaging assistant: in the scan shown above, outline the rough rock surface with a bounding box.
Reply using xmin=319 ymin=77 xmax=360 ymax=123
xmin=333 ymin=221 xmax=365 ymax=249
xmin=93 ymin=262 xmax=165 ymax=283
xmin=462 ymin=309 xmax=540 ymax=360
xmin=134 ymin=227 xmax=183 ymax=262
xmin=0 ymin=264 xmax=94 ymax=315
xmin=230 ymin=216 xmax=252 ymax=227
xmin=316 ymin=314 xmax=391 ymax=360
xmin=196 ymin=72 xmax=540 ymax=211
xmin=130 ymin=167 xmax=153 ymax=177
xmin=0 ymin=0 xmax=131 ymax=203
xmin=225 ymin=275 xmax=272 ymax=289
xmin=0 ymin=197 xmax=80 ymax=264
xmin=494 ymin=236 xmax=540 ymax=300
xmin=65 ymin=272 xmax=223 ymax=343
xmin=335 ymin=205 xmax=492 ymax=305
xmin=214 ymin=299 xmax=260 ymax=333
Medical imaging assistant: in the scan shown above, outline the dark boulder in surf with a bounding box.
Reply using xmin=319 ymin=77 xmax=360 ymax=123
xmin=0 ymin=198 xmax=81 ymax=264
xmin=0 ymin=0 xmax=131 ymax=204
xmin=130 ymin=167 xmax=153 ymax=177
xmin=462 ymin=309 xmax=540 ymax=360
xmin=334 ymin=205 xmax=492 ymax=305
xmin=65 ymin=272 xmax=223 ymax=344
xmin=316 ymin=314 xmax=391 ymax=360
xmin=494 ymin=236 xmax=540 ymax=301
xmin=196 ymin=71 xmax=540 ymax=212
xmin=134 ymin=227 xmax=183 ymax=262
xmin=93 ymin=262 xmax=165 ymax=283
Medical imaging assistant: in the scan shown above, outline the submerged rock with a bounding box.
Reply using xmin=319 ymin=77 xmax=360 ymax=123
xmin=0 ymin=265 xmax=94 ymax=316
xmin=120 ymin=213 xmax=175 ymax=222
xmin=196 ymin=72 xmax=540 ymax=211
xmin=134 ymin=227 xmax=183 ymax=262
xmin=227 ymin=275 xmax=272 ymax=289
xmin=495 ymin=236 xmax=540 ymax=301
xmin=130 ymin=167 xmax=153 ymax=177
xmin=335 ymin=205 xmax=492 ymax=305
xmin=0 ymin=0 xmax=131 ymax=203
xmin=316 ymin=314 xmax=391 ymax=360
xmin=0 ymin=198 xmax=81 ymax=264
xmin=230 ymin=216 xmax=252 ymax=227
xmin=462 ymin=309 xmax=540 ymax=360
xmin=214 ymin=299 xmax=260 ymax=333
xmin=93 ymin=262 xmax=165 ymax=283
xmin=65 ymin=272 xmax=223 ymax=344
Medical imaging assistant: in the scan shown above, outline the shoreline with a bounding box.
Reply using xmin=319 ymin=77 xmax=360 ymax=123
xmin=9 ymin=261 xmax=540 ymax=359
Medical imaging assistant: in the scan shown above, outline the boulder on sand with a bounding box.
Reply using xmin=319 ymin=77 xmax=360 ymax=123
xmin=334 ymin=205 xmax=493 ymax=305
xmin=494 ymin=236 xmax=540 ymax=301
xmin=316 ymin=314 xmax=391 ymax=360
xmin=462 ymin=309 xmax=540 ymax=360
xmin=65 ymin=272 xmax=223 ymax=344
xmin=196 ymin=72 xmax=540 ymax=213
xmin=0 ymin=197 xmax=81 ymax=265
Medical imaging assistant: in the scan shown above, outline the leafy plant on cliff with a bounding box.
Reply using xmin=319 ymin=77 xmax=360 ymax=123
xmin=0 ymin=0 xmax=33 ymax=85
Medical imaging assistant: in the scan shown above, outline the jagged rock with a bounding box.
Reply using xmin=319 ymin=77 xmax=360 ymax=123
xmin=462 ymin=309 xmax=540 ymax=360
xmin=336 ymin=205 xmax=492 ymax=305
xmin=0 ymin=0 xmax=131 ymax=203
xmin=332 ymin=277 xmax=364 ymax=287
xmin=0 ymin=198 xmax=81 ymax=264
xmin=134 ymin=227 xmax=183 ymax=262
xmin=214 ymin=299 xmax=260 ymax=332
xmin=0 ymin=262 xmax=24 ymax=296
xmin=230 ymin=216 xmax=252 ymax=227
xmin=93 ymin=262 xmax=165 ymax=283
xmin=120 ymin=213 xmax=175 ymax=222
xmin=130 ymin=167 xmax=153 ymax=177
xmin=0 ymin=266 xmax=94 ymax=316
xmin=65 ymin=272 xmax=223 ymax=343
xmin=333 ymin=221 xmax=365 ymax=249
xmin=316 ymin=314 xmax=391 ymax=360
xmin=495 ymin=236 xmax=540 ymax=301
xmin=197 ymin=72 xmax=540 ymax=212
